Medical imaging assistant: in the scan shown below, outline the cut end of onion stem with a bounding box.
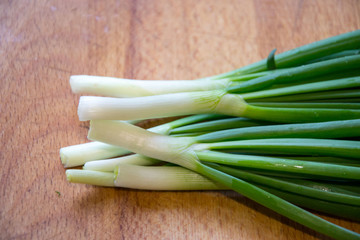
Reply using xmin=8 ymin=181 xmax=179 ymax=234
xmin=66 ymin=169 xmax=115 ymax=187
xmin=69 ymin=75 xmax=84 ymax=94
xmin=60 ymin=141 xmax=131 ymax=168
xmin=60 ymin=148 xmax=68 ymax=167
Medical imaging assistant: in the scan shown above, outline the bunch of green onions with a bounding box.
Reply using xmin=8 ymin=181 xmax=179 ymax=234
xmin=62 ymin=30 xmax=360 ymax=239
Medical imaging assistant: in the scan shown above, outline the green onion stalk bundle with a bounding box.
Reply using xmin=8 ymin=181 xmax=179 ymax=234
xmin=62 ymin=30 xmax=360 ymax=240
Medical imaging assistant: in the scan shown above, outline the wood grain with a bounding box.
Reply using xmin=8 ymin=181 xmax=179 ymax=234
xmin=1 ymin=0 xmax=359 ymax=239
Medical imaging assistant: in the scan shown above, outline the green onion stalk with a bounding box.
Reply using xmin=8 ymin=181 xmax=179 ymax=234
xmin=60 ymin=114 xmax=228 ymax=167
xmin=65 ymin=30 xmax=360 ymax=166
xmin=70 ymin=30 xmax=360 ymax=97
xmin=77 ymin=57 xmax=360 ymax=122
xmin=67 ymin=165 xmax=226 ymax=190
xmin=67 ymin=163 xmax=360 ymax=222
xmin=62 ymin=115 xmax=273 ymax=169
xmin=82 ymin=119 xmax=360 ymax=172
xmin=67 ymin=162 xmax=360 ymax=222
xmin=62 ymin=30 xmax=360 ymax=239
xmin=71 ymin=120 xmax=360 ymax=240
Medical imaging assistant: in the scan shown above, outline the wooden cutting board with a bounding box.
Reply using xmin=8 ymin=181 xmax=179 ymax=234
xmin=1 ymin=0 xmax=359 ymax=239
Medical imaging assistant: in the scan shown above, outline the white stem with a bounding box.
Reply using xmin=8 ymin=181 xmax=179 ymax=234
xmin=70 ymin=75 xmax=230 ymax=97
xmin=83 ymin=154 xmax=160 ymax=172
xmin=88 ymin=120 xmax=198 ymax=170
xmin=61 ymin=120 xmax=173 ymax=168
xmin=66 ymin=166 xmax=226 ymax=190
xmin=60 ymin=141 xmax=130 ymax=168
xmin=78 ymin=90 xmax=247 ymax=121
xmin=66 ymin=169 xmax=115 ymax=187
xmin=115 ymin=165 xmax=226 ymax=190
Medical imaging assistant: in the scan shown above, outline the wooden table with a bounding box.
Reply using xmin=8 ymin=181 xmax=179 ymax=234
xmin=1 ymin=1 xmax=359 ymax=239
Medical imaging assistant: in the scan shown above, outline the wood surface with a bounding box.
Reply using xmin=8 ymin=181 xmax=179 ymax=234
xmin=1 ymin=0 xmax=360 ymax=239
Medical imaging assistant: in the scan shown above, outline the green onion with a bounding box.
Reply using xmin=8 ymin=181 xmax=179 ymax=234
xmin=203 ymin=138 xmax=360 ymax=159
xmin=306 ymin=49 xmax=360 ymax=64
xmin=75 ymin=34 xmax=360 ymax=123
xmin=256 ymin=184 xmax=360 ymax=221
xmin=85 ymin=120 xmax=360 ymax=239
xmin=196 ymin=163 xmax=360 ymax=240
xmin=206 ymin=163 xmax=360 ymax=206
xmin=170 ymin=117 xmax=269 ymax=134
xmin=242 ymin=105 xmax=360 ymax=123
xmin=64 ymin=31 xmax=360 ymax=239
xmin=77 ymin=90 xmax=360 ymax=122
xmin=249 ymin=89 xmax=360 ymax=102
xmin=61 ymin=114 xmax=226 ymax=167
xmin=83 ymin=154 xmax=159 ymax=172
xmin=241 ymin=76 xmax=360 ymax=100
xmin=66 ymin=169 xmax=115 ymax=187
xmin=67 ymin=162 xmax=360 ymax=221
xmin=67 ymin=166 xmax=226 ymax=190
xmin=227 ymin=55 xmax=360 ymax=93
xmin=76 ymin=70 xmax=360 ymax=123
xmin=114 ymin=164 xmax=225 ymax=191
xmin=196 ymin=150 xmax=360 ymax=179
xmin=70 ymin=31 xmax=360 ymax=98
xmin=60 ymin=141 xmax=129 ymax=168
xmin=70 ymin=76 xmax=231 ymax=97
xmin=250 ymin=102 xmax=360 ymax=109
xmin=196 ymin=119 xmax=360 ymax=142
xmin=81 ymin=119 xmax=360 ymax=172
xmin=212 ymin=29 xmax=360 ymax=77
